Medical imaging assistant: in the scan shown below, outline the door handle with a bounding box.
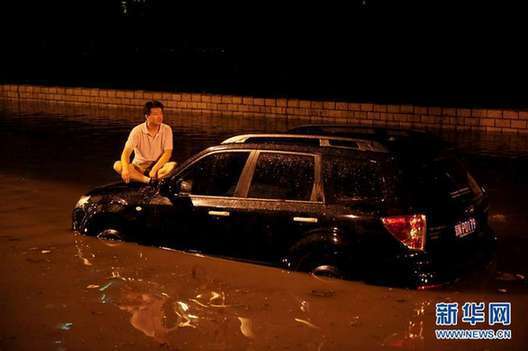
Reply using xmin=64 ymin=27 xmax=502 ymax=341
xmin=208 ymin=210 xmax=230 ymax=217
xmin=293 ymin=217 xmax=318 ymax=223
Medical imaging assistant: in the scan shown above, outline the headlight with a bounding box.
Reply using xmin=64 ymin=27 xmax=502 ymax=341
xmin=75 ymin=195 xmax=91 ymax=208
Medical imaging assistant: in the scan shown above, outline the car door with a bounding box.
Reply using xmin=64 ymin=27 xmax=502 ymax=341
xmin=227 ymin=150 xmax=327 ymax=263
xmin=162 ymin=150 xmax=252 ymax=254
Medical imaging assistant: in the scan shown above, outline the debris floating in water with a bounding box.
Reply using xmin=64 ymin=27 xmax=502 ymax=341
xmin=99 ymin=282 xmax=113 ymax=292
xmin=311 ymin=289 xmax=336 ymax=298
xmin=349 ymin=315 xmax=361 ymax=326
xmin=294 ymin=318 xmax=320 ymax=329
xmin=100 ymin=294 xmax=111 ymax=304
xmin=57 ymin=323 xmax=73 ymax=331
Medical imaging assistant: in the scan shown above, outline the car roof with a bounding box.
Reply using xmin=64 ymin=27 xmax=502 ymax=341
xmin=287 ymin=124 xmax=452 ymax=155
xmin=221 ymin=133 xmax=388 ymax=152
xmin=287 ymin=123 xmax=432 ymax=136
xmin=202 ymin=142 xmax=390 ymax=160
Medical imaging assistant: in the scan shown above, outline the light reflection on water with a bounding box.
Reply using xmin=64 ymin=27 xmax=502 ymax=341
xmin=73 ymin=234 xmax=342 ymax=348
xmin=72 ymin=234 xmax=449 ymax=350
xmin=69 ymin=211 xmax=528 ymax=350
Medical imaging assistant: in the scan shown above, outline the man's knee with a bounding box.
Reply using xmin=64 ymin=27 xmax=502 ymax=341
xmin=113 ymin=161 xmax=122 ymax=174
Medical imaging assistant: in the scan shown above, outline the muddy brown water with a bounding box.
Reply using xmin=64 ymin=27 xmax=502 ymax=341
xmin=1 ymin=101 xmax=527 ymax=350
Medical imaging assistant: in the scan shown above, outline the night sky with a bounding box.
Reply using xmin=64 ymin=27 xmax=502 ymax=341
xmin=1 ymin=1 xmax=526 ymax=107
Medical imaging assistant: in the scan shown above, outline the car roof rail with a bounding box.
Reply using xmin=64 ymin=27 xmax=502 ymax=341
xmin=221 ymin=133 xmax=388 ymax=152
xmin=288 ymin=124 xmax=433 ymax=137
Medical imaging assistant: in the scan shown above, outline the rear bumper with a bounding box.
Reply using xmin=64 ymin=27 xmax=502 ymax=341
xmin=375 ymin=227 xmax=497 ymax=288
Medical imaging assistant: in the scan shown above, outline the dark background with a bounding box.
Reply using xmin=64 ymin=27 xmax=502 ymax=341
xmin=1 ymin=0 xmax=526 ymax=108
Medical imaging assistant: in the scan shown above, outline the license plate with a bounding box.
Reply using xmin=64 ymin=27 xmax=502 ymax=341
xmin=455 ymin=217 xmax=477 ymax=238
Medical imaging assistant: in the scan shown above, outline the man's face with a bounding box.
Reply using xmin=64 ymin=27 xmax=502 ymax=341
xmin=146 ymin=107 xmax=164 ymax=126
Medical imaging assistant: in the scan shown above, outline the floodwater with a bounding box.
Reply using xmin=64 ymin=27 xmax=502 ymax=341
xmin=1 ymin=100 xmax=527 ymax=350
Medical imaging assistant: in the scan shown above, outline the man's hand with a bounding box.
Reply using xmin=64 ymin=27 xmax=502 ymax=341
xmin=120 ymin=146 xmax=134 ymax=184
xmin=148 ymin=168 xmax=158 ymax=179
xmin=149 ymin=150 xmax=172 ymax=180
xmin=121 ymin=167 xmax=131 ymax=183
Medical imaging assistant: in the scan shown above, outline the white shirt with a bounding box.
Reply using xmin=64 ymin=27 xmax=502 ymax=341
xmin=125 ymin=122 xmax=173 ymax=164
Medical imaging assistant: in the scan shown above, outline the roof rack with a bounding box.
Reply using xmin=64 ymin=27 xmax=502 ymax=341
xmin=287 ymin=124 xmax=452 ymax=154
xmin=221 ymin=133 xmax=387 ymax=152
xmin=288 ymin=124 xmax=431 ymax=137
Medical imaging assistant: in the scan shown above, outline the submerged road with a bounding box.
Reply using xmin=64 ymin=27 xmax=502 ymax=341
xmin=0 ymin=101 xmax=527 ymax=350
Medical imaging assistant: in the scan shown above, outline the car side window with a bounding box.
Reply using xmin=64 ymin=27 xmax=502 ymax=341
xmin=179 ymin=151 xmax=250 ymax=196
xmin=248 ymin=152 xmax=315 ymax=201
xmin=323 ymin=156 xmax=382 ymax=202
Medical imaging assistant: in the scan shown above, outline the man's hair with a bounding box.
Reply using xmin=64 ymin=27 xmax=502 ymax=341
xmin=144 ymin=100 xmax=164 ymax=117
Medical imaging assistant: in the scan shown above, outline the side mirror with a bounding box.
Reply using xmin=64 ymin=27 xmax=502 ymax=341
xmin=159 ymin=179 xmax=191 ymax=199
xmin=159 ymin=179 xmax=193 ymax=208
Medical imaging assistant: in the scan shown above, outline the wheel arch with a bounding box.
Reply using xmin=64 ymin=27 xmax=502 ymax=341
xmin=282 ymin=226 xmax=355 ymax=272
xmin=84 ymin=213 xmax=129 ymax=237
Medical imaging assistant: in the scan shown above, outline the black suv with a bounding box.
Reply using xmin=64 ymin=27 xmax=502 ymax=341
xmin=72 ymin=126 xmax=496 ymax=288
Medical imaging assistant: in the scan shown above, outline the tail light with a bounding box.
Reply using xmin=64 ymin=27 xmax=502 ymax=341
xmin=381 ymin=214 xmax=427 ymax=250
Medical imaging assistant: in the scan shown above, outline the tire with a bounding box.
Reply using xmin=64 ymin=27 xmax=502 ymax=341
xmin=295 ymin=250 xmax=344 ymax=280
xmin=96 ymin=226 xmax=126 ymax=242
xmin=91 ymin=216 xmax=128 ymax=242
xmin=310 ymin=264 xmax=342 ymax=279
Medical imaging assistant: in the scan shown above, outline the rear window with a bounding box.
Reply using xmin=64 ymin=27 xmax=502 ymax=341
xmin=428 ymin=158 xmax=470 ymax=191
xmin=399 ymin=157 xmax=481 ymax=199
xmin=323 ymin=156 xmax=384 ymax=203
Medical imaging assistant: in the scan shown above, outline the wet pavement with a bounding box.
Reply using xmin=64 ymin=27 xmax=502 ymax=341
xmin=1 ymin=100 xmax=527 ymax=350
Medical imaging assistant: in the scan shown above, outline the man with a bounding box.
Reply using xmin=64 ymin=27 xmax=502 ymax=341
xmin=113 ymin=100 xmax=176 ymax=184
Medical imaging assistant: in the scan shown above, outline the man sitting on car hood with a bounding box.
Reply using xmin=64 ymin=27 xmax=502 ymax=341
xmin=113 ymin=100 xmax=176 ymax=185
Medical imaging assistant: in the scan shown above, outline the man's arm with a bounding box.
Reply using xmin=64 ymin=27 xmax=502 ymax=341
xmin=120 ymin=146 xmax=134 ymax=183
xmin=149 ymin=149 xmax=172 ymax=179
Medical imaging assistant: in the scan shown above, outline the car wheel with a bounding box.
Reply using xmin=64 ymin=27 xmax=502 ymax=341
xmin=96 ymin=226 xmax=126 ymax=242
xmin=295 ymin=251 xmax=344 ymax=280
xmin=310 ymin=264 xmax=342 ymax=279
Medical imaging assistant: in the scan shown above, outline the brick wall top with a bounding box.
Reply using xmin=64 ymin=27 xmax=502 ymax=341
xmin=1 ymin=84 xmax=527 ymax=134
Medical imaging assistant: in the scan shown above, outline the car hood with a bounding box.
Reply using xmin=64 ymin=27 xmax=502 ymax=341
xmin=85 ymin=182 xmax=158 ymax=203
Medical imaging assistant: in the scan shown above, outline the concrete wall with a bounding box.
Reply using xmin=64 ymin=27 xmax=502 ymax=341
xmin=1 ymin=84 xmax=527 ymax=134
